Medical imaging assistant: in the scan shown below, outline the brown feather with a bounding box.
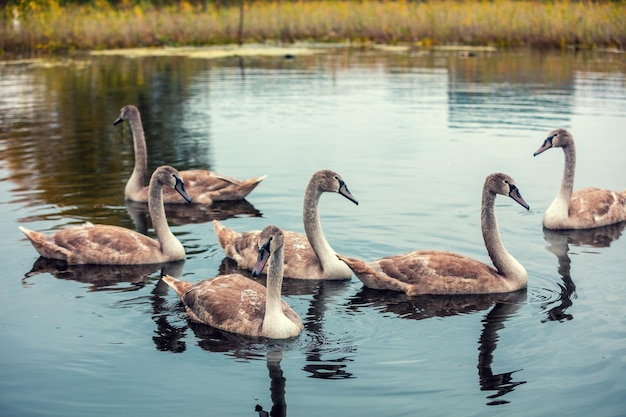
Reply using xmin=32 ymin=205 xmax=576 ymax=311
xmin=213 ymin=223 xmax=325 ymax=278
xmin=162 ymin=225 xmax=303 ymax=338
xmin=337 ymin=173 xmax=528 ymax=296
xmin=162 ymin=274 xmax=302 ymax=338
xmin=19 ymin=166 xmax=187 ymax=265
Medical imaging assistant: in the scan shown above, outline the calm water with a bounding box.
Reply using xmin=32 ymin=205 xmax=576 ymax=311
xmin=1 ymin=46 xmax=625 ymax=417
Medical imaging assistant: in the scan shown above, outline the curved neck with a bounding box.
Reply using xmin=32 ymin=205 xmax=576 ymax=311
xmin=125 ymin=111 xmax=148 ymax=198
xmin=552 ymin=142 xmax=576 ymax=212
xmin=148 ymin=177 xmax=183 ymax=258
xmin=302 ymin=184 xmax=342 ymax=274
xmin=481 ymin=189 xmax=525 ymax=282
xmin=264 ymin=246 xmax=286 ymax=321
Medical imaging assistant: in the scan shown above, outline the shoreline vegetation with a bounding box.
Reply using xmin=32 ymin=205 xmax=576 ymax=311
xmin=1 ymin=0 xmax=625 ymax=56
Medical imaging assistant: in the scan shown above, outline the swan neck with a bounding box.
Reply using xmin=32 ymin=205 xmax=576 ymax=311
xmin=481 ymin=189 xmax=518 ymax=279
xmin=302 ymin=184 xmax=335 ymax=269
xmin=558 ymin=142 xmax=576 ymax=202
xmin=126 ymin=112 xmax=148 ymax=196
xmin=264 ymin=246 xmax=286 ymax=320
xmin=149 ymin=177 xmax=179 ymax=256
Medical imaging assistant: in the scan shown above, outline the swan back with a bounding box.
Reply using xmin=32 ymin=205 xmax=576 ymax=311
xmin=114 ymin=104 xmax=266 ymax=204
xmin=19 ymin=165 xmax=190 ymax=265
xmin=162 ymin=226 xmax=302 ymax=339
xmin=338 ymin=172 xmax=529 ymax=295
xmin=213 ymin=169 xmax=358 ymax=280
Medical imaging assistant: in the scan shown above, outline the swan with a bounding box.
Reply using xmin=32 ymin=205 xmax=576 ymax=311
xmin=213 ymin=169 xmax=359 ymax=280
xmin=534 ymin=128 xmax=626 ymax=229
xmin=162 ymin=225 xmax=303 ymax=339
xmin=337 ymin=173 xmax=529 ymax=296
xmin=113 ymin=104 xmax=266 ymax=204
xmin=19 ymin=165 xmax=191 ymax=265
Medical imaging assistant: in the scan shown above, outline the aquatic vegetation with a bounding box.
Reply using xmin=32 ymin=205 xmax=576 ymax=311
xmin=1 ymin=0 xmax=624 ymax=54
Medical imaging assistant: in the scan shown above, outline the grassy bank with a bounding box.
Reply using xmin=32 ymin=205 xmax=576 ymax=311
xmin=2 ymin=0 xmax=625 ymax=55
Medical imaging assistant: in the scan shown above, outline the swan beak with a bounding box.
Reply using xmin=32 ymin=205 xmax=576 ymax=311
xmin=338 ymin=180 xmax=359 ymax=205
xmin=508 ymin=185 xmax=530 ymax=210
xmin=252 ymin=240 xmax=271 ymax=277
xmin=113 ymin=116 xmax=124 ymax=126
xmin=174 ymin=177 xmax=192 ymax=203
xmin=533 ymin=137 xmax=553 ymax=156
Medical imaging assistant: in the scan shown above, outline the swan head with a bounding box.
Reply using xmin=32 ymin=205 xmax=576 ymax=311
xmin=312 ymin=170 xmax=359 ymax=205
xmin=252 ymin=225 xmax=284 ymax=277
xmin=533 ymin=128 xmax=573 ymax=156
xmin=113 ymin=104 xmax=140 ymax=126
xmin=154 ymin=165 xmax=192 ymax=203
xmin=486 ymin=173 xmax=530 ymax=210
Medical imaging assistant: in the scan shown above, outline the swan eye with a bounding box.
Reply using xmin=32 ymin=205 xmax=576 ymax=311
xmin=507 ymin=182 xmax=520 ymax=197
xmin=259 ymin=238 xmax=272 ymax=253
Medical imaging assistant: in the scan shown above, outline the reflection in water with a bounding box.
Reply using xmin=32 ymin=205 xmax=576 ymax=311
xmin=540 ymin=222 xmax=625 ymax=323
xmin=347 ymin=288 xmax=523 ymax=320
xmin=302 ymin=281 xmax=355 ymax=380
xmin=257 ymin=350 xmax=287 ymax=417
xmin=153 ymin=266 xmax=356 ymax=415
xmin=126 ymin=199 xmax=262 ymax=229
xmin=347 ymin=289 xmax=527 ymax=405
xmin=23 ymin=257 xmax=184 ymax=292
xmin=477 ymin=295 xmax=527 ymax=405
xmin=152 ymin=312 xmax=290 ymax=415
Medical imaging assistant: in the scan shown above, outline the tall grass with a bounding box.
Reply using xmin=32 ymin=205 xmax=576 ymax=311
xmin=2 ymin=0 xmax=625 ymax=54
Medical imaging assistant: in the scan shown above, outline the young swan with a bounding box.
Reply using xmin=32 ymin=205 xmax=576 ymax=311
xmin=19 ymin=165 xmax=191 ymax=265
xmin=114 ymin=104 xmax=266 ymax=204
xmin=337 ymin=173 xmax=530 ymax=296
xmin=162 ymin=225 xmax=303 ymax=339
xmin=534 ymin=128 xmax=626 ymax=229
xmin=213 ymin=169 xmax=359 ymax=280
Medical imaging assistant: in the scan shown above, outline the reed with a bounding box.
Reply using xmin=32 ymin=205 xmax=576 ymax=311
xmin=1 ymin=0 xmax=625 ymax=54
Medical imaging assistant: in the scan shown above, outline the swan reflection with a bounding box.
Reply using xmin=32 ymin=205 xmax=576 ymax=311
xmin=23 ymin=257 xmax=184 ymax=292
xmin=477 ymin=294 xmax=527 ymax=405
xmin=151 ymin=311 xmax=292 ymax=416
xmin=126 ymin=198 xmax=262 ymax=229
xmin=347 ymin=288 xmax=527 ymax=405
xmin=541 ymin=222 xmax=624 ymax=322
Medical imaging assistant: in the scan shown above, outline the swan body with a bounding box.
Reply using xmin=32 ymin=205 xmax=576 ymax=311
xmin=162 ymin=225 xmax=303 ymax=339
xmin=337 ymin=173 xmax=529 ymax=296
xmin=213 ymin=170 xmax=359 ymax=280
xmin=534 ymin=128 xmax=626 ymax=229
xmin=114 ymin=104 xmax=266 ymax=204
xmin=19 ymin=166 xmax=191 ymax=265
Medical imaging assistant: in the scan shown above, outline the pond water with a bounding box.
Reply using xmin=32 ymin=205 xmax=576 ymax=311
xmin=1 ymin=46 xmax=625 ymax=417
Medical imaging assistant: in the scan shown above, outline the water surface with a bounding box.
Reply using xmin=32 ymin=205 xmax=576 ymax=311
xmin=1 ymin=47 xmax=625 ymax=417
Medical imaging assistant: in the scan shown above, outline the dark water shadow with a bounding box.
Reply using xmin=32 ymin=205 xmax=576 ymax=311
xmin=152 ymin=290 xmax=293 ymax=416
xmin=23 ymin=257 xmax=185 ymax=293
xmin=540 ymin=222 xmax=625 ymax=323
xmin=346 ymin=288 xmax=527 ymax=405
xmin=153 ymin=262 xmax=357 ymax=414
xmin=125 ymin=198 xmax=262 ymax=229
